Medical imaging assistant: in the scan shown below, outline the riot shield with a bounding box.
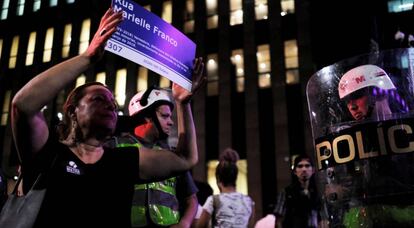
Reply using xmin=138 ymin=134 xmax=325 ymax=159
xmin=307 ymin=48 xmax=414 ymax=227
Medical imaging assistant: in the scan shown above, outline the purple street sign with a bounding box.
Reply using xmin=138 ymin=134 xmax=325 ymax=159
xmin=105 ymin=0 xmax=196 ymax=91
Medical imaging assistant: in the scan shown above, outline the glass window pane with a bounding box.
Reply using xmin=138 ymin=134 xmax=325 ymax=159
xmin=184 ymin=0 xmax=194 ymax=33
xmin=207 ymin=54 xmax=219 ymax=96
xmin=281 ymin=0 xmax=295 ymax=15
xmin=207 ymin=15 xmax=218 ymax=29
xmin=43 ymin=28 xmax=54 ymax=62
xmin=230 ymin=0 xmax=243 ymax=25
xmin=284 ymin=40 xmax=298 ymax=68
xmin=9 ymin=36 xmax=19 ymax=68
xmin=258 ymin=73 xmax=271 ymax=88
xmin=286 ymin=69 xmax=299 ymax=84
xmin=1 ymin=0 xmax=10 ymax=20
xmin=79 ymin=19 xmax=90 ymax=54
xmin=1 ymin=90 xmax=11 ymax=126
xmin=159 ymin=76 xmax=171 ymax=88
xmin=33 ymin=0 xmax=40 ymax=12
xmin=26 ymin=32 xmax=36 ymax=65
xmin=62 ymin=24 xmax=72 ymax=58
xmin=231 ymin=49 xmax=244 ymax=92
xmin=255 ymin=1 xmax=268 ymax=20
xmin=17 ymin=0 xmax=25 ymax=16
xmin=50 ymin=0 xmax=58 ymax=7
xmin=96 ymin=72 xmax=106 ymax=85
xmin=115 ymin=69 xmax=127 ymax=107
xmin=76 ymin=75 xmax=86 ymax=87
xmin=137 ymin=67 xmax=148 ymax=92
xmin=162 ymin=1 xmax=172 ymax=23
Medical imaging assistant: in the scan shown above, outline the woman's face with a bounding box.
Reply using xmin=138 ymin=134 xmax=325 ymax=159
xmin=74 ymin=85 xmax=117 ymax=138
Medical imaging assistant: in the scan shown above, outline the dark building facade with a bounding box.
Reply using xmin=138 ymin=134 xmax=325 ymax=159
xmin=0 ymin=0 xmax=412 ymax=218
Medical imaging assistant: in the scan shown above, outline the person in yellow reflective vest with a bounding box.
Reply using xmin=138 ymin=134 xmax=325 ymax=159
xmin=116 ymin=86 xmax=199 ymax=227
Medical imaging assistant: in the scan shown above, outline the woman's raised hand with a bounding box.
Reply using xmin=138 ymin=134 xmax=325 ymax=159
xmin=172 ymin=57 xmax=206 ymax=103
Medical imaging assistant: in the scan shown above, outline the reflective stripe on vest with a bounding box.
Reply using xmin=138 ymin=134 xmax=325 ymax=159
xmin=116 ymin=137 xmax=180 ymax=226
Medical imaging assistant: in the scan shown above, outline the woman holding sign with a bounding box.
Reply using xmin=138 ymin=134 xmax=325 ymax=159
xmin=10 ymin=7 xmax=205 ymax=227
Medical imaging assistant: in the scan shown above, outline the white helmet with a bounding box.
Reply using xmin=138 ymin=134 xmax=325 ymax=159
xmin=128 ymin=88 xmax=173 ymax=116
xmin=338 ymin=64 xmax=396 ymax=99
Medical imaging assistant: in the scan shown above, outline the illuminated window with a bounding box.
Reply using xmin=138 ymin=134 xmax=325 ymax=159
xmin=137 ymin=67 xmax=148 ymax=92
xmin=1 ymin=90 xmax=11 ymax=126
xmin=115 ymin=69 xmax=127 ymax=107
xmin=257 ymin=44 xmax=271 ymax=88
xmin=79 ymin=19 xmax=90 ymax=54
xmin=62 ymin=24 xmax=72 ymax=58
xmin=75 ymin=75 xmax=86 ymax=87
xmin=49 ymin=0 xmax=57 ymax=7
xmin=231 ymin=49 xmax=244 ymax=92
xmin=1 ymin=0 xmax=9 ymax=20
xmin=162 ymin=0 xmax=172 ymax=24
xmin=9 ymin=36 xmax=19 ymax=69
xmin=67 ymin=0 xmax=75 ymax=3
xmin=143 ymin=5 xmax=151 ymax=11
xmin=281 ymin=0 xmax=295 ymax=16
xmin=96 ymin=72 xmax=106 ymax=85
xmin=207 ymin=54 xmax=219 ymax=96
xmin=388 ymin=0 xmax=414 ymax=12
xmin=206 ymin=0 xmax=218 ymax=29
xmin=159 ymin=77 xmax=171 ymax=88
xmin=230 ymin=0 xmax=243 ymax=26
xmin=207 ymin=159 xmax=248 ymax=195
xmin=284 ymin=40 xmax=299 ymax=84
xmin=17 ymin=0 xmax=25 ymax=16
xmin=43 ymin=28 xmax=54 ymax=62
xmin=33 ymin=0 xmax=41 ymax=12
xmin=184 ymin=0 xmax=194 ymax=33
xmin=255 ymin=0 xmax=268 ymax=20
xmin=26 ymin=32 xmax=36 ymax=66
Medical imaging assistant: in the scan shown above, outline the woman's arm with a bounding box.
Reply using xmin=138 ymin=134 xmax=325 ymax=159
xmin=11 ymin=8 xmax=123 ymax=159
xmin=138 ymin=58 xmax=205 ymax=179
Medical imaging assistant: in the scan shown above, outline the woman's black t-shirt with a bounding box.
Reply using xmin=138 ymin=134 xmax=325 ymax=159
xmin=23 ymin=138 xmax=140 ymax=228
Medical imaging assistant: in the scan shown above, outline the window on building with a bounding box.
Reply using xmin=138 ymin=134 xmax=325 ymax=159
xmin=137 ymin=67 xmax=148 ymax=92
xmin=49 ymin=0 xmax=58 ymax=7
xmin=17 ymin=0 xmax=25 ymax=16
xmin=1 ymin=0 xmax=10 ymax=20
xmin=388 ymin=0 xmax=414 ymax=12
xmin=162 ymin=0 xmax=172 ymax=24
xmin=43 ymin=28 xmax=54 ymax=62
xmin=257 ymin=44 xmax=271 ymax=88
xmin=231 ymin=49 xmax=244 ymax=92
xmin=62 ymin=24 xmax=72 ymax=58
xmin=255 ymin=0 xmax=268 ymax=20
xmin=115 ymin=69 xmax=127 ymax=107
xmin=143 ymin=5 xmax=151 ymax=11
xmin=33 ymin=0 xmax=41 ymax=12
xmin=207 ymin=159 xmax=248 ymax=194
xmin=96 ymin=72 xmax=106 ymax=85
xmin=284 ymin=39 xmax=299 ymax=84
xmin=79 ymin=19 xmax=91 ymax=54
xmin=67 ymin=0 xmax=75 ymax=3
xmin=26 ymin=32 xmax=36 ymax=66
xmin=230 ymin=0 xmax=243 ymax=26
xmin=207 ymin=54 xmax=219 ymax=96
xmin=281 ymin=0 xmax=295 ymax=16
xmin=159 ymin=77 xmax=171 ymax=88
xmin=184 ymin=0 xmax=194 ymax=33
xmin=9 ymin=36 xmax=19 ymax=69
xmin=75 ymin=75 xmax=86 ymax=87
xmin=206 ymin=0 xmax=218 ymax=29
xmin=1 ymin=90 xmax=11 ymax=126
